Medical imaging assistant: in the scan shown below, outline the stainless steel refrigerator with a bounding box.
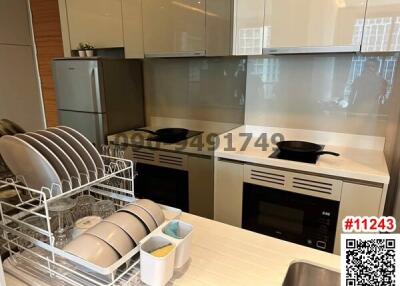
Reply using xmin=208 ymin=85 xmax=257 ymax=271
xmin=52 ymin=58 xmax=144 ymax=147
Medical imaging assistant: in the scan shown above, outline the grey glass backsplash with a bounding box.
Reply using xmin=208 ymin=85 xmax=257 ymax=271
xmin=143 ymin=53 xmax=400 ymax=137
xmin=245 ymin=53 xmax=400 ymax=136
xmin=143 ymin=57 xmax=247 ymax=126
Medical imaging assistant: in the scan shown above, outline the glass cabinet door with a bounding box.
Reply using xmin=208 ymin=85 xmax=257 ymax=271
xmin=66 ymin=0 xmax=124 ymax=49
xmin=263 ymin=0 xmax=367 ymax=52
xmin=233 ymin=0 xmax=265 ymax=55
xmin=362 ymin=0 xmax=400 ymax=52
xmin=142 ymin=0 xmax=206 ymax=56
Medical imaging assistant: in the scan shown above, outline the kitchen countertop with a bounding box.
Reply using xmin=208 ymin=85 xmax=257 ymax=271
xmin=170 ymin=212 xmax=340 ymax=285
xmin=214 ymin=125 xmax=390 ymax=185
xmin=2 ymin=211 xmax=340 ymax=286
xmin=107 ymin=126 xmax=221 ymax=157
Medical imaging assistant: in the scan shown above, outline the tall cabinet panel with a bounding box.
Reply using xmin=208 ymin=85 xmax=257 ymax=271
xmin=0 ymin=45 xmax=44 ymax=131
xmin=122 ymin=0 xmax=144 ymax=58
xmin=362 ymin=0 xmax=400 ymax=52
xmin=66 ymin=0 xmax=124 ymax=49
xmin=142 ymin=0 xmax=206 ymax=56
xmin=206 ymin=0 xmax=232 ymax=56
xmin=233 ymin=0 xmax=265 ymax=55
xmin=0 ymin=0 xmax=32 ymax=45
xmin=263 ymin=0 xmax=367 ymax=53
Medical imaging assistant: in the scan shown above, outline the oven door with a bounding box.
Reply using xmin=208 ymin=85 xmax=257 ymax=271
xmin=135 ymin=163 xmax=189 ymax=212
xmin=242 ymin=183 xmax=339 ymax=253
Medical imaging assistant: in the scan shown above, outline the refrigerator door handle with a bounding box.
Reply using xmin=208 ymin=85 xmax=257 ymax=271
xmin=90 ymin=66 xmax=102 ymax=112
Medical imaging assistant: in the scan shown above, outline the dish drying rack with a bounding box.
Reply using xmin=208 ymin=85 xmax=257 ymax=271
xmin=0 ymin=153 xmax=181 ymax=286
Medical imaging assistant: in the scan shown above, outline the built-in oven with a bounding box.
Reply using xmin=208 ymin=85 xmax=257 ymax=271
xmin=116 ymin=141 xmax=215 ymax=217
xmin=135 ymin=163 xmax=189 ymax=211
xmin=242 ymin=165 xmax=341 ymax=253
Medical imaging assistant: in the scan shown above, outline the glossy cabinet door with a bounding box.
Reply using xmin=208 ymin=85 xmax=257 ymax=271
xmin=362 ymin=0 xmax=400 ymax=52
xmin=0 ymin=0 xmax=32 ymax=45
xmin=122 ymin=0 xmax=144 ymax=58
xmin=233 ymin=0 xmax=265 ymax=55
xmin=206 ymin=0 xmax=232 ymax=56
xmin=333 ymin=182 xmax=383 ymax=254
xmin=214 ymin=158 xmax=244 ymax=227
xmin=142 ymin=0 xmax=206 ymax=56
xmin=263 ymin=0 xmax=367 ymax=52
xmin=66 ymin=0 xmax=124 ymax=49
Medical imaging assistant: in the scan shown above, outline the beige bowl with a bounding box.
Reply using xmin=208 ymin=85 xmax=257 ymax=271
xmin=105 ymin=211 xmax=147 ymax=245
xmin=63 ymin=233 xmax=119 ymax=268
xmin=86 ymin=221 xmax=135 ymax=257
xmin=119 ymin=204 xmax=157 ymax=232
xmin=131 ymin=199 xmax=165 ymax=226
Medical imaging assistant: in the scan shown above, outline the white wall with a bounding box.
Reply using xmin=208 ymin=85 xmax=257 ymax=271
xmin=0 ymin=0 xmax=45 ymax=131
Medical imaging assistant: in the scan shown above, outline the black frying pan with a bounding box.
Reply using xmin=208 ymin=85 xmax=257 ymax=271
xmin=134 ymin=128 xmax=189 ymax=140
xmin=276 ymin=141 xmax=339 ymax=157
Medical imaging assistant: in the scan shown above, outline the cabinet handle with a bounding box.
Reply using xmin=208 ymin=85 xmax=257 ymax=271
xmin=218 ymin=158 xmax=244 ymax=165
xmin=262 ymin=45 xmax=360 ymax=55
xmin=144 ymin=51 xmax=206 ymax=58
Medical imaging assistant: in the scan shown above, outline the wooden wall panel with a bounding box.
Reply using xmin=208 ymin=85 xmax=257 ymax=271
xmin=29 ymin=0 xmax=64 ymax=127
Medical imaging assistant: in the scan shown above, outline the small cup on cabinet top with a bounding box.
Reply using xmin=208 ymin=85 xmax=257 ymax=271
xmin=140 ymin=236 xmax=175 ymax=286
xmin=162 ymin=220 xmax=193 ymax=269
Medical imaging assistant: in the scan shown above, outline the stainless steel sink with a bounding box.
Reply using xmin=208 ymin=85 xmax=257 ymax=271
xmin=282 ymin=262 xmax=340 ymax=286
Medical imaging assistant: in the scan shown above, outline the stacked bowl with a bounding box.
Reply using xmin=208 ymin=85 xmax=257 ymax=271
xmin=64 ymin=199 xmax=165 ymax=267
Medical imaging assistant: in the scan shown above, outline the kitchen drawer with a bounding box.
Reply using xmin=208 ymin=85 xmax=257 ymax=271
xmin=244 ymin=165 xmax=342 ymax=201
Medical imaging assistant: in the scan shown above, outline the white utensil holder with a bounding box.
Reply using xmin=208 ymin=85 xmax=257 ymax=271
xmin=140 ymin=236 xmax=176 ymax=286
xmin=162 ymin=220 xmax=193 ymax=269
xmin=140 ymin=220 xmax=193 ymax=278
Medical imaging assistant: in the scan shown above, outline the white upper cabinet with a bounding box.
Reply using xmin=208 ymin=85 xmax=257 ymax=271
xmin=142 ymin=0 xmax=206 ymax=56
xmin=233 ymin=0 xmax=265 ymax=55
xmin=66 ymin=0 xmax=124 ymax=49
xmin=122 ymin=0 xmax=144 ymax=58
xmin=263 ymin=0 xmax=367 ymax=53
xmin=0 ymin=0 xmax=32 ymax=45
xmin=362 ymin=0 xmax=400 ymax=52
xmin=206 ymin=0 xmax=233 ymax=56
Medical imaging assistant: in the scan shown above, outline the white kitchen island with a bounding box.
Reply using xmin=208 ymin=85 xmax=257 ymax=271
xmin=170 ymin=212 xmax=339 ymax=286
xmin=3 ymin=211 xmax=339 ymax=286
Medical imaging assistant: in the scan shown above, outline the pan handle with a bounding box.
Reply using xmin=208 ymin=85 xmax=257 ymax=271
xmin=133 ymin=128 xmax=158 ymax=135
xmin=315 ymin=151 xmax=340 ymax=156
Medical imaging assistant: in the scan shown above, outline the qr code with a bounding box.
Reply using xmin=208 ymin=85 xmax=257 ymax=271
xmin=342 ymin=234 xmax=400 ymax=286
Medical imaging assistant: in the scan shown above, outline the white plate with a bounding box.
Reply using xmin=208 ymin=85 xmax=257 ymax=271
xmin=59 ymin=126 xmax=105 ymax=178
xmin=27 ymin=132 xmax=81 ymax=188
xmin=16 ymin=134 xmax=71 ymax=191
xmin=0 ymin=135 xmax=61 ymax=190
xmin=0 ymin=119 xmax=24 ymax=133
xmin=36 ymin=130 xmax=90 ymax=185
xmin=47 ymin=128 xmax=97 ymax=181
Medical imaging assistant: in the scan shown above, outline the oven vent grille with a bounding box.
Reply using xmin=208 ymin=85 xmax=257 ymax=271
xmin=132 ymin=149 xmax=156 ymax=163
xmin=292 ymin=177 xmax=333 ymax=194
xmin=250 ymin=169 xmax=285 ymax=186
xmin=159 ymin=154 xmax=185 ymax=168
xmin=244 ymin=165 xmax=342 ymax=201
xmin=157 ymin=151 xmax=187 ymax=170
